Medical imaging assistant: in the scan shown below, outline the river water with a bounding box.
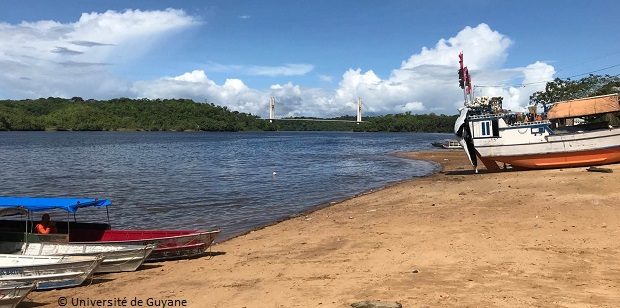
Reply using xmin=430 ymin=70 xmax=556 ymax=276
xmin=0 ymin=131 xmax=449 ymax=240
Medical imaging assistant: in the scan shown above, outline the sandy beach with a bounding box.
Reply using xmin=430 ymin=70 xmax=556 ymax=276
xmin=28 ymin=150 xmax=620 ymax=307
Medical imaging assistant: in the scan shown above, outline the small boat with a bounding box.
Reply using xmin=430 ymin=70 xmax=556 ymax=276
xmin=453 ymin=53 xmax=620 ymax=171
xmin=1 ymin=242 xmax=155 ymax=273
xmin=0 ymin=281 xmax=35 ymax=308
xmin=0 ymin=254 xmax=103 ymax=290
xmin=0 ymin=197 xmax=220 ymax=262
xmin=431 ymin=139 xmax=462 ymax=149
xmin=71 ymin=229 xmax=220 ymax=262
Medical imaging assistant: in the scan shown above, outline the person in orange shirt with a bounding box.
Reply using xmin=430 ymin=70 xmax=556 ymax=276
xmin=35 ymin=213 xmax=56 ymax=234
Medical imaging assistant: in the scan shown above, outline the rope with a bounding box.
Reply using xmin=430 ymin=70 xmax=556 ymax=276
xmin=475 ymin=63 xmax=620 ymax=89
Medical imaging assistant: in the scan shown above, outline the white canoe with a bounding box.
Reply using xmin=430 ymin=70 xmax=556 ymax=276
xmin=16 ymin=242 xmax=155 ymax=273
xmin=0 ymin=281 xmax=35 ymax=308
xmin=0 ymin=254 xmax=103 ymax=290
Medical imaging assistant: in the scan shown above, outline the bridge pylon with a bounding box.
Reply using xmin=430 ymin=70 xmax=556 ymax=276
xmin=269 ymin=97 xmax=276 ymax=123
xmin=357 ymin=97 xmax=363 ymax=123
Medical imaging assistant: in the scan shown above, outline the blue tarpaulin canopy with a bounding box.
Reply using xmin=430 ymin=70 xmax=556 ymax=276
xmin=0 ymin=197 xmax=111 ymax=214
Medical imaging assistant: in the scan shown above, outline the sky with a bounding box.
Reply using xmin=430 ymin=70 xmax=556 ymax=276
xmin=0 ymin=0 xmax=619 ymax=118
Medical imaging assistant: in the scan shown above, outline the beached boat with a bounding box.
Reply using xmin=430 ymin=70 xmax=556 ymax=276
xmin=453 ymin=55 xmax=620 ymax=171
xmin=0 ymin=254 xmax=103 ymax=290
xmin=431 ymin=139 xmax=462 ymax=149
xmin=0 ymin=281 xmax=35 ymax=308
xmin=0 ymin=197 xmax=220 ymax=262
xmin=71 ymin=229 xmax=220 ymax=262
xmin=0 ymin=242 xmax=155 ymax=273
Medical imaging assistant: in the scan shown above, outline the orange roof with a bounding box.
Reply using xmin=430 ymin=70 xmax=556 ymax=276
xmin=547 ymin=94 xmax=620 ymax=120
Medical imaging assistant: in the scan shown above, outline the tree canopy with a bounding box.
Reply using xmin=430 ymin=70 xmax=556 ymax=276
xmin=530 ymin=74 xmax=620 ymax=109
xmin=0 ymin=97 xmax=458 ymax=132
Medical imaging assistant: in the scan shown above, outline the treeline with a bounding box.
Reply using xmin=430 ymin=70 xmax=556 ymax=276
xmin=0 ymin=98 xmax=269 ymax=131
xmin=0 ymin=97 xmax=457 ymax=132
xmin=274 ymin=113 xmax=457 ymax=132
xmin=530 ymin=74 xmax=620 ymax=107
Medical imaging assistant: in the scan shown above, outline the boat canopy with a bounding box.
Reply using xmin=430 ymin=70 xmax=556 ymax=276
xmin=0 ymin=197 xmax=111 ymax=214
xmin=0 ymin=206 xmax=28 ymax=216
xmin=547 ymin=94 xmax=620 ymax=120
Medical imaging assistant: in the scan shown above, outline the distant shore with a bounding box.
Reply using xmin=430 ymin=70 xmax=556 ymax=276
xmin=30 ymin=150 xmax=620 ymax=307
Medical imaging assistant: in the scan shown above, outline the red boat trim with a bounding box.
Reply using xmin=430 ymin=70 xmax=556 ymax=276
xmin=487 ymin=146 xmax=620 ymax=169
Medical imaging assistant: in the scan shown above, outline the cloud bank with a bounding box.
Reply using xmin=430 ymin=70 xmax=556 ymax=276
xmin=131 ymin=23 xmax=555 ymax=117
xmin=0 ymin=9 xmax=199 ymax=98
xmin=0 ymin=11 xmax=554 ymax=117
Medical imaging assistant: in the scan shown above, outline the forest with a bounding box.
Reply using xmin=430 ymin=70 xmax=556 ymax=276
xmin=0 ymin=97 xmax=458 ymax=132
xmin=5 ymin=73 xmax=614 ymax=133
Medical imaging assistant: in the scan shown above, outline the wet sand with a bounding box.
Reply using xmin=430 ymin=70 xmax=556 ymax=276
xmin=29 ymin=151 xmax=620 ymax=307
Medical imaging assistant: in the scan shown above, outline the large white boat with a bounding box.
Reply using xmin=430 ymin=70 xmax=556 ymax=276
xmin=0 ymin=242 xmax=155 ymax=273
xmin=454 ymin=94 xmax=620 ymax=171
xmin=0 ymin=254 xmax=103 ymax=290
xmin=453 ymin=55 xmax=620 ymax=171
xmin=0 ymin=281 xmax=35 ymax=308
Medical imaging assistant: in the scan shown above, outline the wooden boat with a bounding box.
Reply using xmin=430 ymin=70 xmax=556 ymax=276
xmin=0 ymin=197 xmax=220 ymax=262
xmin=0 ymin=242 xmax=155 ymax=273
xmin=71 ymin=229 xmax=220 ymax=262
xmin=0 ymin=254 xmax=103 ymax=290
xmin=455 ymin=95 xmax=620 ymax=171
xmin=0 ymin=281 xmax=35 ymax=308
xmin=453 ymin=55 xmax=620 ymax=171
xmin=431 ymin=139 xmax=462 ymax=149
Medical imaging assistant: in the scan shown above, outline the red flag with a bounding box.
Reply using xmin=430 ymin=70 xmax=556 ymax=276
xmin=458 ymin=52 xmax=464 ymax=70
xmin=464 ymin=67 xmax=472 ymax=94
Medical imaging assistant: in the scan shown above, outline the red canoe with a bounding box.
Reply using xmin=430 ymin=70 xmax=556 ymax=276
xmin=71 ymin=228 xmax=220 ymax=261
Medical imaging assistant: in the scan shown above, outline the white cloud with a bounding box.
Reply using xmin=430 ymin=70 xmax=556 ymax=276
xmin=0 ymin=9 xmax=199 ymax=98
xmin=206 ymin=63 xmax=314 ymax=77
xmin=133 ymin=23 xmax=556 ymax=118
xmin=1 ymin=16 xmax=555 ymax=118
xmin=401 ymin=23 xmax=512 ymax=70
xmin=318 ymin=74 xmax=333 ymax=82
xmin=132 ymin=70 xmax=268 ymax=115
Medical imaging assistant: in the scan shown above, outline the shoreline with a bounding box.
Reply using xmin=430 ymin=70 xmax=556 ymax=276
xmin=29 ymin=150 xmax=620 ymax=307
xmin=217 ymin=151 xmax=443 ymax=243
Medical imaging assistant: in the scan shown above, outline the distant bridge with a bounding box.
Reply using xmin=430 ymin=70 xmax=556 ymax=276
xmin=264 ymin=97 xmax=365 ymax=123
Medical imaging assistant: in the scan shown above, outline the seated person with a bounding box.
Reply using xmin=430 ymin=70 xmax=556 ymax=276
xmin=35 ymin=213 xmax=57 ymax=234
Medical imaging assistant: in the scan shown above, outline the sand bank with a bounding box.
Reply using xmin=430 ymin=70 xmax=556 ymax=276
xmin=29 ymin=151 xmax=620 ymax=307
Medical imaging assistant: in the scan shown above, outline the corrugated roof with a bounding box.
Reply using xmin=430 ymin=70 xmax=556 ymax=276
xmin=547 ymin=94 xmax=620 ymax=120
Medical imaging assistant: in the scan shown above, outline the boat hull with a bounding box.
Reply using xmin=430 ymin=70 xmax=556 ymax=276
xmin=0 ymin=221 xmax=220 ymax=262
xmin=15 ymin=242 xmax=155 ymax=273
xmin=0 ymin=254 xmax=103 ymax=290
xmin=487 ymin=146 xmax=620 ymax=169
xmin=0 ymin=281 xmax=35 ymax=308
xmin=74 ymin=230 xmax=220 ymax=262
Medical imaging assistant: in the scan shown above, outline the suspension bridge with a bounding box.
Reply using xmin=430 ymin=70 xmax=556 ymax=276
xmin=265 ymin=97 xmax=364 ymax=123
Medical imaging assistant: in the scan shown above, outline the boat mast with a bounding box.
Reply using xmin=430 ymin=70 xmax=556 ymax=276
xmin=458 ymin=52 xmax=473 ymax=104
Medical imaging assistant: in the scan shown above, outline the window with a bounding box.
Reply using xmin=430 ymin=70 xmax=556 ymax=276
xmin=480 ymin=121 xmax=491 ymax=137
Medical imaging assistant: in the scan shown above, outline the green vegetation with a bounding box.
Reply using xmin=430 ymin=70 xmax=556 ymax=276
xmin=530 ymin=74 xmax=620 ymax=108
xmin=274 ymin=113 xmax=456 ymax=132
xmin=0 ymin=97 xmax=458 ymax=132
xmin=0 ymin=98 xmax=269 ymax=131
xmin=530 ymin=74 xmax=620 ymax=125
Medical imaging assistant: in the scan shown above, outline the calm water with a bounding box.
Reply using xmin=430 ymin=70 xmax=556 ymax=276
xmin=0 ymin=131 xmax=449 ymax=240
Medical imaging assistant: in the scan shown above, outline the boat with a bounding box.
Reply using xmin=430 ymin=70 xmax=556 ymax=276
xmin=0 ymin=254 xmax=103 ymax=290
xmin=0 ymin=281 xmax=35 ymax=308
xmin=0 ymin=242 xmax=155 ymax=273
xmin=431 ymin=139 xmax=463 ymax=149
xmin=71 ymin=229 xmax=220 ymax=262
xmin=0 ymin=197 xmax=220 ymax=262
xmin=453 ymin=54 xmax=620 ymax=171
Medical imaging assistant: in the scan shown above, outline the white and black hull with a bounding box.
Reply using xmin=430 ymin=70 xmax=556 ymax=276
xmin=0 ymin=281 xmax=35 ymax=308
xmin=0 ymin=254 xmax=103 ymax=290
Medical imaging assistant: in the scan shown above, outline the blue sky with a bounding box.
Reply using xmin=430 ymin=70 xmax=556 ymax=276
xmin=0 ymin=1 xmax=619 ymax=116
